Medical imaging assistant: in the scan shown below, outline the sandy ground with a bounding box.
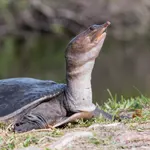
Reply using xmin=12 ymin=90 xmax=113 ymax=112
xmin=57 ymin=122 xmax=150 ymax=150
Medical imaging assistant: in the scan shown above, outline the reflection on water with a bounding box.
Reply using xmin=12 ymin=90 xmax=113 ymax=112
xmin=0 ymin=34 xmax=150 ymax=104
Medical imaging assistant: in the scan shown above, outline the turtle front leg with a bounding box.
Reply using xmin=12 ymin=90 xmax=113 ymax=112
xmin=53 ymin=107 xmax=114 ymax=128
xmin=53 ymin=111 xmax=93 ymax=128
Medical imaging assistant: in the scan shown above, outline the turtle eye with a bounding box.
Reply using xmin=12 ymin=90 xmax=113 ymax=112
xmin=89 ymin=25 xmax=97 ymax=31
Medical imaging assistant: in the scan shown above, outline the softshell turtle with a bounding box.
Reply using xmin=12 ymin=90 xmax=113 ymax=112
xmin=0 ymin=21 xmax=111 ymax=132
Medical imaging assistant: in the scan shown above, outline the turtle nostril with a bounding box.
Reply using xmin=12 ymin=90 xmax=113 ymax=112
xmin=15 ymin=122 xmax=23 ymax=126
xmin=89 ymin=26 xmax=96 ymax=31
xmin=15 ymin=123 xmax=20 ymax=126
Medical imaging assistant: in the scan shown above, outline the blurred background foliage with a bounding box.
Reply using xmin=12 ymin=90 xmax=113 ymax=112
xmin=0 ymin=0 xmax=150 ymax=104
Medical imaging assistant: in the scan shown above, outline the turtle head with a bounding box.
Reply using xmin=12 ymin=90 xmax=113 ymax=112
xmin=66 ymin=21 xmax=110 ymax=56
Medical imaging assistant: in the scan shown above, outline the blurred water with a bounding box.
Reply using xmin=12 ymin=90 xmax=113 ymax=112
xmin=0 ymin=34 xmax=150 ymax=104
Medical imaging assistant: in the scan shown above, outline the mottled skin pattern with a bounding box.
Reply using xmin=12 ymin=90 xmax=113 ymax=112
xmin=0 ymin=22 xmax=111 ymax=132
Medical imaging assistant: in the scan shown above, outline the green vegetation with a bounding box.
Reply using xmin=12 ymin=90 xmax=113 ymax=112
xmin=89 ymin=137 xmax=101 ymax=145
xmin=102 ymin=90 xmax=150 ymax=120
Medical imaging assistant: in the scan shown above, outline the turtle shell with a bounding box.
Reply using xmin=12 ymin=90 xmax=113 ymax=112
xmin=0 ymin=78 xmax=66 ymax=120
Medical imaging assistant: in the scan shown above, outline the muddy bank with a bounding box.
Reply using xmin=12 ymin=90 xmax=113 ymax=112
xmin=10 ymin=122 xmax=150 ymax=150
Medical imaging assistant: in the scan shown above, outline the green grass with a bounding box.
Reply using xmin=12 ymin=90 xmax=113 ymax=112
xmin=102 ymin=90 xmax=150 ymax=118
